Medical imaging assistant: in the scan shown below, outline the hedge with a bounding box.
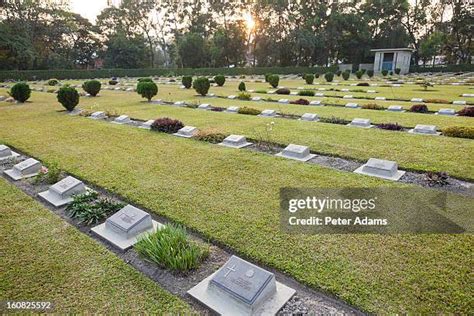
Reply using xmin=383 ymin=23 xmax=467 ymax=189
xmin=410 ymin=64 xmax=474 ymax=73
xmin=0 ymin=66 xmax=337 ymax=81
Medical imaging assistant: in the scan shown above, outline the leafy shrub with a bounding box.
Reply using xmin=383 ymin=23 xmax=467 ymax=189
xmin=108 ymin=80 xmax=118 ymax=85
xmin=264 ymin=73 xmax=272 ymax=82
xmin=376 ymin=123 xmax=404 ymax=131
xmin=238 ymin=81 xmax=246 ymax=91
xmin=34 ymin=162 xmax=61 ymax=185
xmin=362 ymin=103 xmax=384 ymax=110
xmin=342 ymin=71 xmax=350 ymax=80
xmin=305 ymin=74 xmax=314 ymax=84
xmin=410 ymin=104 xmax=428 ymax=113
xmin=324 ymin=72 xmax=334 ymax=82
xmin=194 ymin=130 xmax=228 ymax=143
xmin=238 ymin=107 xmax=261 ymax=115
xmin=66 ymin=191 xmax=124 ymax=225
xmin=389 ymin=71 xmax=393 ymax=75
xmin=367 ymin=70 xmax=374 ymax=78
xmin=395 ymin=68 xmax=401 ymax=75
xmin=290 ymin=98 xmax=310 ymax=105
xmin=320 ymin=116 xmax=351 ymax=125
xmin=9 ymin=82 xmax=31 ymax=102
xmin=298 ymin=90 xmax=315 ymax=96
xmin=151 ymin=117 xmax=184 ymax=133
xmin=457 ymin=106 xmax=474 ymax=117
xmin=181 ymin=76 xmax=192 ymax=89
xmin=425 ymin=98 xmax=449 ymax=104
xmin=137 ymin=81 xmax=158 ymax=101
xmin=193 ymin=77 xmax=210 ymax=96
xmin=381 ymin=69 xmax=388 ymax=76
xmin=276 ymin=88 xmax=290 ymax=95
xmin=138 ymin=77 xmax=153 ymax=82
xmin=268 ymin=74 xmax=280 ymax=88
xmin=210 ymin=106 xmax=225 ymax=112
xmin=135 ymin=224 xmax=209 ymax=272
xmin=255 ymin=89 xmax=267 ymax=93
xmin=82 ymin=80 xmax=101 ymax=96
xmin=214 ymin=75 xmax=225 ymax=86
xmin=335 ymin=70 xmax=342 ymax=76
xmin=355 ymin=70 xmax=364 ymax=79
xmin=48 ymin=79 xmax=59 ymax=86
xmin=442 ymin=126 xmax=474 ymax=139
xmin=57 ymin=86 xmax=80 ymax=111
xmin=357 ymin=82 xmax=370 ymax=86
xmin=237 ymin=92 xmax=251 ymax=100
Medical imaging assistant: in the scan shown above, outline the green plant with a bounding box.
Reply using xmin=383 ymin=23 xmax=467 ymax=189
xmin=135 ymin=224 xmax=209 ymax=273
xmin=9 ymin=82 xmax=31 ymax=102
xmin=298 ymin=90 xmax=315 ymax=96
xmin=57 ymin=86 xmax=80 ymax=111
xmin=342 ymin=71 xmax=350 ymax=80
xmin=238 ymin=81 xmax=246 ymax=91
xmin=268 ymin=74 xmax=280 ymax=88
xmin=137 ymin=81 xmax=158 ymax=101
xmin=290 ymin=98 xmax=310 ymax=105
xmin=320 ymin=116 xmax=351 ymax=125
xmin=276 ymin=88 xmax=290 ymax=95
xmin=425 ymin=99 xmax=449 ymax=104
xmin=264 ymin=73 xmax=272 ymax=82
xmin=194 ymin=130 xmax=228 ymax=143
xmin=34 ymin=162 xmax=61 ymax=185
xmin=108 ymin=80 xmax=118 ymax=85
xmin=192 ymin=77 xmax=210 ymax=96
xmin=315 ymin=73 xmax=320 ymax=78
xmin=255 ymin=89 xmax=267 ymax=94
xmin=335 ymin=70 xmax=342 ymax=76
xmin=238 ymin=107 xmax=261 ymax=115
xmin=66 ymin=191 xmax=124 ymax=225
xmin=238 ymin=92 xmax=251 ymax=100
xmin=357 ymin=82 xmax=370 ymax=86
xmin=151 ymin=118 xmax=184 ymax=133
xmin=457 ymin=107 xmax=474 ymax=117
xmin=381 ymin=69 xmax=388 ymax=76
xmin=442 ymin=126 xmax=474 ymax=139
xmin=376 ymin=123 xmax=404 ymax=131
xmin=421 ymin=81 xmax=434 ymax=91
xmin=355 ymin=70 xmax=364 ymax=79
xmin=362 ymin=103 xmax=385 ymax=110
xmin=304 ymin=74 xmax=314 ymax=84
xmin=82 ymin=80 xmax=101 ymax=96
xmin=48 ymin=79 xmax=59 ymax=86
xmin=367 ymin=70 xmax=374 ymax=77
xmin=181 ymin=76 xmax=192 ymax=89
xmin=138 ymin=77 xmax=153 ymax=83
xmin=324 ymin=72 xmax=334 ymax=82
xmin=214 ymin=75 xmax=225 ymax=86
xmin=395 ymin=68 xmax=401 ymax=75
xmin=410 ymin=104 xmax=429 ymax=113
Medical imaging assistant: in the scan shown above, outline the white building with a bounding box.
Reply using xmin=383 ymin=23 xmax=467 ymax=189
xmin=371 ymin=48 xmax=414 ymax=74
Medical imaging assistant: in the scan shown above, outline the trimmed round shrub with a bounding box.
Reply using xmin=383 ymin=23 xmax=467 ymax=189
xmin=57 ymin=86 xmax=79 ymax=111
xmin=290 ymin=98 xmax=310 ymax=105
xmin=9 ymin=82 xmax=31 ymax=103
xmin=214 ymin=75 xmax=225 ymax=87
xmin=264 ymin=73 xmax=272 ymax=82
xmin=137 ymin=81 xmax=158 ymax=101
xmin=268 ymin=74 xmax=280 ymax=88
xmin=335 ymin=70 xmax=342 ymax=77
xmin=442 ymin=126 xmax=474 ymax=139
xmin=82 ymin=80 xmax=101 ymax=96
xmin=342 ymin=71 xmax=350 ymax=80
xmin=395 ymin=68 xmax=401 ymax=75
xmin=276 ymin=88 xmax=290 ymax=95
xmin=298 ymin=90 xmax=315 ymax=97
xmin=324 ymin=72 xmax=334 ymax=82
xmin=305 ymin=74 xmax=314 ymax=84
xmin=193 ymin=77 xmax=210 ymax=96
xmin=182 ymin=76 xmax=192 ymax=89
xmin=357 ymin=82 xmax=370 ymax=86
xmin=367 ymin=70 xmax=374 ymax=78
xmin=150 ymin=117 xmax=184 ymax=133
xmin=315 ymin=73 xmax=320 ymax=79
xmin=238 ymin=81 xmax=246 ymax=91
xmin=138 ymin=77 xmax=153 ymax=83
xmin=362 ymin=103 xmax=385 ymax=110
xmin=238 ymin=107 xmax=261 ymax=115
xmin=108 ymin=80 xmax=118 ymax=85
xmin=457 ymin=106 xmax=474 ymax=117
xmin=381 ymin=69 xmax=389 ymax=76
xmin=48 ymin=79 xmax=59 ymax=86
xmin=410 ymin=104 xmax=428 ymax=113
xmin=355 ymin=70 xmax=364 ymax=79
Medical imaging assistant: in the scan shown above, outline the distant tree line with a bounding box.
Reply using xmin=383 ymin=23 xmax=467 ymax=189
xmin=0 ymin=0 xmax=472 ymax=70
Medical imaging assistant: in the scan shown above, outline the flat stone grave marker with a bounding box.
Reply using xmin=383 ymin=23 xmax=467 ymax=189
xmin=208 ymin=93 xmax=216 ymax=97
xmin=409 ymin=124 xmax=440 ymax=135
xmin=89 ymin=111 xmax=106 ymax=120
xmin=354 ymin=158 xmax=405 ymax=181
xmin=139 ymin=120 xmax=154 ymax=129
xmin=92 ymin=204 xmax=162 ymax=251
xmin=198 ymin=104 xmax=211 ymax=110
xmin=188 ymin=255 xmax=295 ymax=315
xmin=348 ymin=118 xmax=372 ymax=128
xmin=436 ymin=108 xmax=456 ymax=116
xmin=113 ymin=115 xmax=131 ymax=124
xmin=461 ymin=94 xmax=474 ymax=97
xmin=258 ymin=109 xmax=277 ymax=117
xmin=219 ymin=135 xmax=252 ymax=149
xmin=345 ymin=103 xmax=359 ymax=108
xmin=310 ymin=100 xmax=322 ymax=106
xmin=343 ymin=95 xmax=353 ymax=99
xmin=290 ymin=91 xmax=298 ymax=95
xmin=410 ymin=98 xmax=424 ymax=102
xmin=275 ymin=144 xmax=315 ymax=162
xmin=341 ymin=88 xmax=349 ymax=92
xmin=297 ymin=87 xmax=304 ymax=90
xmin=453 ymin=100 xmax=466 ymax=105
xmin=173 ymin=101 xmax=185 ymax=106
xmin=300 ymin=113 xmax=319 ymax=121
xmin=173 ymin=126 xmax=198 ymax=138
xmin=4 ymin=158 xmax=42 ymax=180
xmin=226 ymin=106 xmax=240 ymax=113
xmin=0 ymin=96 xmax=6 ymax=101
xmin=367 ymin=90 xmax=376 ymax=93
xmin=114 ymin=87 xmax=122 ymax=91
xmin=248 ymin=90 xmax=255 ymax=93
xmin=150 ymin=99 xmax=162 ymax=104
xmin=278 ymin=99 xmax=289 ymax=104
xmin=126 ymin=88 xmax=134 ymax=92
xmin=0 ymin=145 xmax=19 ymax=161
xmin=315 ymin=93 xmax=324 ymax=97
xmin=375 ymin=96 xmax=386 ymax=100
xmin=228 ymin=95 xmax=236 ymax=99
xmin=39 ymin=176 xmax=87 ymax=207
xmin=387 ymin=105 xmax=405 ymax=112
xmin=251 ymin=96 xmax=262 ymax=101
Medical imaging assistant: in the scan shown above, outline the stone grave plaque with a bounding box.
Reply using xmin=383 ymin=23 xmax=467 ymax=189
xmin=174 ymin=126 xmax=198 ymax=138
xmin=258 ymin=109 xmax=276 ymax=117
xmin=150 ymin=99 xmax=163 ymax=104
xmin=276 ymin=144 xmax=315 ymax=162
xmin=343 ymin=95 xmax=353 ymax=99
xmin=290 ymin=91 xmax=298 ymax=95
xmin=208 ymin=93 xmax=216 ymax=97
xmin=4 ymin=158 xmax=41 ymax=180
xmin=348 ymin=118 xmax=372 ymax=128
xmin=367 ymin=90 xmax=376 ymax=93
xmin=410 ymin=98 xmax=424 ymax=102
xmin=453 ymin=100 xmax=466 ymax=105
xmin=228 ymin=95 xmax=236 ymax=99
xmin=198 ymin=104 xmax=211 ymax=110
xmin=345 ymin=103 xmax=359 ymax=108
xmin=90 ymin=111 xmax=106 ymax=120
xmin=114 ymin=87 xmax=121 ymax=91
xmin=387 ymin=105 xmax=405 ymax=112
xmin=375 ymin=96 xmax=386 ymax=100
xmin=278 ymin=99 xmax=289 ymax=104
xmin=226 ymin=106 xmax=240 ymax=113
xmin=354 ymin=158 xmax=405 ymax=181
xmin=437 ymin=108 xmax=456 ymax=116
xmin=409 ymin=124 xmax=439 ymax=135
xmin=219 ymin=135 xmax=252 ymax=149
xmin=315 ymin=93 xmax=324 ymax=97
xmin=341 ymin=88 xmax=349 ymax=92
xmin=251 ymin=96 xmax=262 ymax=101
xmin=300 ymin=113 xmax=319 ymax=121
xmin=39 ymin=176 xmax=86 ymax=207
xmin=139 ymin=120 xmax=154 ymax=129
xmin=113 ymin=115 xmax=130 ymax=124
xmin=267 ymin=90 xmax=275 ymax=94
xmin=318 ymin=88 xmax=326 ymax=91
xmin=0 ymin=96 xmax=6 ymax=101
xmin=173 ymin=101 xmax=185 ymax=106
xmin=0 ymin=145 xmax=19 ymax=161
xmin=310 ymin=100 xmax=322 ymax=106
xmin=461 ymin=94 xmax=474 ymax=97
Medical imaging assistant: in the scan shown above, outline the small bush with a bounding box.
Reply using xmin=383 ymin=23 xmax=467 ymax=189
xmin=138 ymin=77 xmax=153 ymax=82
xmin=108 ymin=80 xmax=118 ymax=85
xmin=193 ymin=77 xmax=210 ymax=96
xmin=151 ymin=117 xmax=184 ymax=133
xmin=357 ymin=82 xmax=370 ymax=86
xmin=410 ymin=104 xmax=429 ymax=113
xmin=315 ymin=73 xmax=320 ymax=78
xmin=66 ymin=191 xmax=124 ymax=225
xmin=9 ymin=82 xmax=31 ymax=102
xmin=305 ymin=74 xmax=314 ymax=84
xmin=214 ymin=75 xmax=225 ymax=86
xmin=264 ymin=73 xmax=272 ymax=82
xmin=381 ymin=69 xmax=388 ymax=76
xmin=238 ymin=107 xmax=261 ymax=115
xmin=182 ymin=76 xmax=192 ymax=89
xmin=320 ymin=116 xmax=351 ymax=125
xmin=324 ymin=72 xmax=334 ymax=82
xmin=290 ymin=98 xmax=310 ymax=105
xmin=48 ymin=79 xmax=59 ymax=86
xmin=82 ymin=80 xmax=101 ymax=96
xmin=135 ymin=224 xmax=209 ymax=273
xmin=355 ymin=70 xmax=364 ymax=79
xmin=238 ymin=81 xmax=246 ymax=91
xmin=457 ymin=107 xmax=474 ymax=117
xmin=367 ymin=70 xmax=374 ymax=78
xmin=342 ymin=71 xmax=350 ymax=80
xmin=137 ymin=81 xmax=158 ymax=101
xmin=389 ymin=71 xmax=393 ymax=75
xmin=194 ymin=130 xmax=228 ymax=143
xmin=255 ymin=89 xmax=267 ymax=94
xmin=238 ymin=92 xmax=251 ymax=100
xmin=34 ymin=162 xmax=61 ymax=185
xmin=362 ymin=103 xmax=384 ymax=110
xmin=298 ymin=90 xmax=315 ymax=97
xmin=276 ymin=88 xmax=290 ymax=95
xmin=425 ymin=171 xmax=449 ymax=186
xmin=442 ymin=126 xmax=474 ymax=139
xmin=57 ymin=86 xmax=80 ymax=111
xmin=335 ymin=70 xmax=342 ymax=77
xmin=376 ymin=123 xmax=404 ymax=131
xmin=268 ymin=74 xmax=280 ymax=88
xmin=395 ymin=68 xmax=401 ymax=75
xmin=425 ymin=99 xmax=449 ymax=104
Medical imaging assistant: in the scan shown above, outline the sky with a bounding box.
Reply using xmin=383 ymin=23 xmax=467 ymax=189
xmin=70 ymin=0 xmax=109 ymax=22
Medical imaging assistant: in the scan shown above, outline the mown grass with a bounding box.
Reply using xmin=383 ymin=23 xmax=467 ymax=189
xmin=0 ymin=178 xmax=191 ymax=314
xmin=0 ymin=100 xmax=472 ymax=314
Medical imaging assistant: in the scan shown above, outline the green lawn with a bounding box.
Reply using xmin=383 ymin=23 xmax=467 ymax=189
xmin=0 ymin=178 xmax=191 ymax=314
xmin=0 ymin=97 xmax=472 ymax=314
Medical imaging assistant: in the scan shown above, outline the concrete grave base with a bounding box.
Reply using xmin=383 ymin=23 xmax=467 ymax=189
xmin=408 ymin=129 xmax=441 ymax=136
xmin=0 ymin=151 xmax=20 ymax=161
xmin=4 ymin=168 xmax=39 ymax=181
xmin=354 ymin=165 xmax=406 ymax=181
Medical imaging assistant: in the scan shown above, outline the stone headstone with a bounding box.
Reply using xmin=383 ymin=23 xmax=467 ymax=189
xmin=278 ymin=99 xmax=289 ymax=104
xmin=113 ymin=115 xmax=131 ymax=124
xmin=267 ymin=90 xmax=275 ymax=94
xmin=367 ymin=90 xmax=376 ymax=93
xmin=0 ymin=145 xmax=19 ymax=161
xmin=226 ymin=106 xmax=240 ymax=113
xmin=343 ymin=95 xmax=353 ymax=99
xmin=310 ymin=100 xmax=322 ymax=106
xmin=208 ymin=93 xmax=216 ymax=97
xmin=219 ymin=135 xmax=252 ymax=149
xmin=340 ymin=88 xmax=349 ymax=92
xmin=173 ymin=101 xmax=185 ymax=107
xmin=392 ymin=84 xmax=401 ymax=87
xmin=114 ymin=87 xmax=122 ymax=91
xmin=150 ymin=99 xmax=163 ymax=104
xmin=289 ymin=91 xmax=298 ymax=95
xmin=300 ymin=113 xmax=319 ymax=121
xmin=139 ymin=120 xmax=154 ymax=129
xmin=315 ymin=93 xmax=325 ymax=97
xmin=410 ymin=98 xmax=424 ymax=102
xmin=345 ymin=103 xmax=359 ymax=108
xmin=375 ymin=97 xmax=386 ymax=101
xmin=453 ymin=100 xmax=466 ymax=105
xmin=90 ymin=111 xmax=106 ymax=120
xmin=126 ymin=88 xmax=134 ymax=92
xmin=437 ymin=108 xmax=456 ymax=116
xmin=5 ymin=97 xmax=15 ymax=103
xmin=354 ymin=158 xmax=405 ymax=181
xmin=461 ymin=94 xmax=474 ymax=97
xmin=38 ymin=176 xmax=86 ymax=207
xmin=198 ymin=104 xmax=211 ymax=110
xmin=409 ymin=124 xmax=440 ymax=135
xmin=348 ymin=118 xmax=372 ymax=128
xmin=259 ymin=109 xmax=276 ymax=117
xmin=0 ymin=96 xmax=6 ymax=101
xmin=174 ymin=126 xmax=198 ymax=138
xmin=251 ymin=96 xmax=262 ymax=101
xmin=228 ymin=95 xmax=237 ymax=99
xmin=4 ymin=158 xmax=42 ymax=180
xmin=318 ymin=88 xmax=326 ymax=91
xmin=275 ymin=144 xmax=315 ymax=162
xmin=387 ymin=105 xmax=405 ymax=112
